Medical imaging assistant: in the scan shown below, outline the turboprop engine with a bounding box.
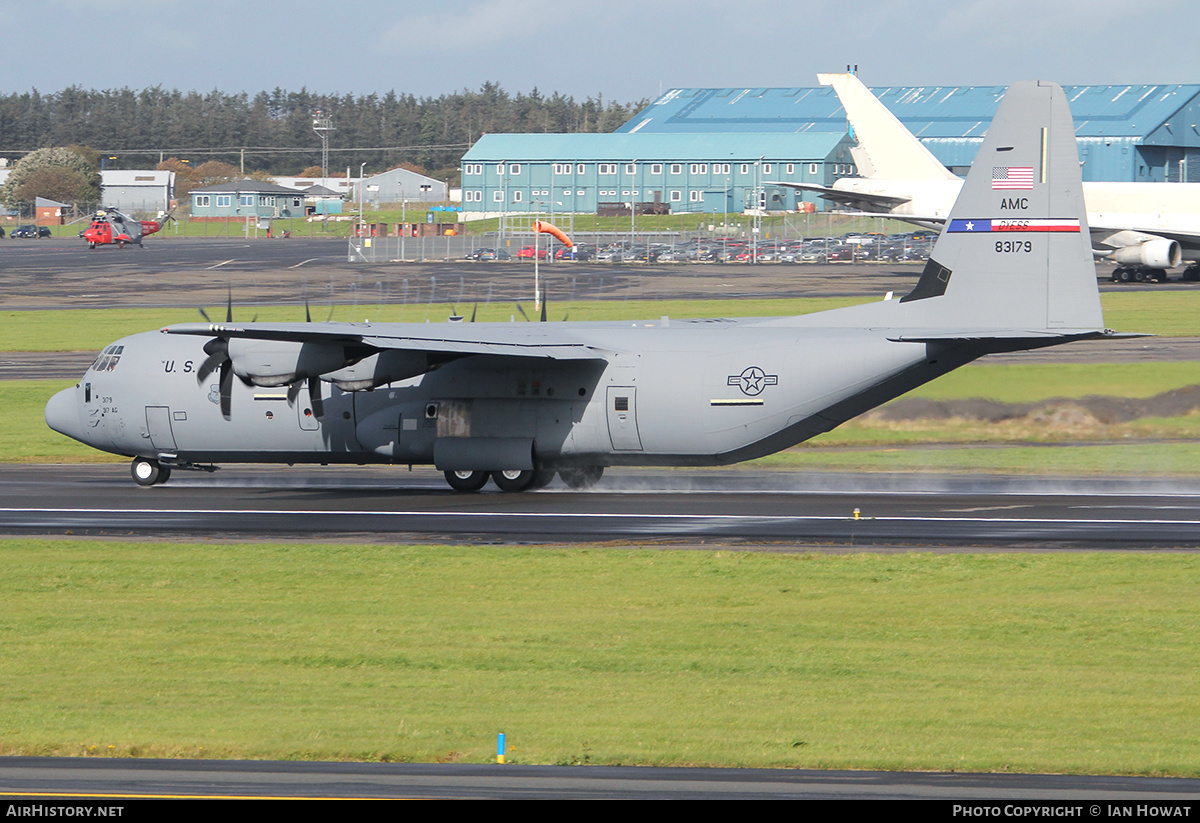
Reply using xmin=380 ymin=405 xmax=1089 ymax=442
xmin=226 ymin=339 xmax=357 ymax=387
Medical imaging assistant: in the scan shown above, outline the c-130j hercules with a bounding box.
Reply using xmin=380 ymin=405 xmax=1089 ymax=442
xmin=47 ymin=81 xmax=1130 ymax=492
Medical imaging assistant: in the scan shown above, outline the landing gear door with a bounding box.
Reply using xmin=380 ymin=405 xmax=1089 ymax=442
xmin=606 ymin=387 xmax=642 ymax=451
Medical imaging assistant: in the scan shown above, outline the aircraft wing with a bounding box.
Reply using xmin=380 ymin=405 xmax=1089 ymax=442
xmin=1089 ymin=223 xmax=1200 ymax=252
xmin=768 ymin=181 xmax=912 ymax=212
xmin=162 ymin=321 xmax=611 ymax=361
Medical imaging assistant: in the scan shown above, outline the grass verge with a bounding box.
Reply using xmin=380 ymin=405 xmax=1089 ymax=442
xmin=1 ymin=541 xmax=1196 ymax=774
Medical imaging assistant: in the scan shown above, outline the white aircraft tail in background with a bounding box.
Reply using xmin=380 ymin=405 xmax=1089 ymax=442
xmin=772 ymin=73 xmax=1200 ymax=282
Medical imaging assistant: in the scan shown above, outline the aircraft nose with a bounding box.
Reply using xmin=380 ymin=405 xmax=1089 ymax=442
xmin=45 ymin=387 xmax=84 ymax=443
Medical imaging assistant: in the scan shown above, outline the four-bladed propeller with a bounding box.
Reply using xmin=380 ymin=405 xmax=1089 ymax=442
xmin=196 ymin=292 xmax=247 ymax=419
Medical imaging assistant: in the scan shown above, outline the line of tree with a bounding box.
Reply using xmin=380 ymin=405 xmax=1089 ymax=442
xmin=0 ymin=83 xmax=647 ymax=184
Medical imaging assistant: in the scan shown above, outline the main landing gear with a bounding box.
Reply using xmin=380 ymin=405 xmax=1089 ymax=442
xmin=1110 ymin=266 xmax=1168 ymax=283
xmin=442 ymin=467 xmax=604 ymax=493
xmin=131 ymin=457 xmax=171 ymax=487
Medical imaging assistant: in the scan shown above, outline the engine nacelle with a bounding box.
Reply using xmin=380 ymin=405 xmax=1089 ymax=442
xmin=324 ymin=350 xmax=431 ymax=391
xmin=1113 ymin=238 xmax=1182 ymax=269
xmin=227 ymin=339 xmax=354 ymax=387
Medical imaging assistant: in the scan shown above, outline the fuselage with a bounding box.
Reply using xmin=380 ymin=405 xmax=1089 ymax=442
xmin=832 ymin=177 xmax=1200 ymax=264
xmin=45 ymin=316 xmax=965 ymax=471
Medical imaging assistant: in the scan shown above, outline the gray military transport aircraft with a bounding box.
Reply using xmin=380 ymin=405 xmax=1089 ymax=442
xmin=46 ymin=81 xmax=1128 ymax=492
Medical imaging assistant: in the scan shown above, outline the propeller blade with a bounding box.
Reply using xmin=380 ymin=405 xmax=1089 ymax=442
xmin=219 ymin=359 xmax=233 ymax=419
xmin=196 ymin=337 xmax=228 ymax=382
xmin=225 ymin=287 xmax=233 ymax=323
xmin=199 ymin=307 xmax=213 ymax=323
xmin=308 ymin=377 xmax=324 ymax=419
xmin=516 ymin=304 xmax=530 ymax=322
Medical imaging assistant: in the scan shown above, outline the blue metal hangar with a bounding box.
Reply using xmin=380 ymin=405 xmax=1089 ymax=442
xmin=461 ymin=83 xmax=1200 ymax=216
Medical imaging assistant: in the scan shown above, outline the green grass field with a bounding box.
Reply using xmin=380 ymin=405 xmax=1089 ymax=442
xmin=1 ymin=541 xmax=1196 ymax=773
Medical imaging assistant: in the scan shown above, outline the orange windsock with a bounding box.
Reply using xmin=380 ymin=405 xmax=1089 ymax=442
xmin=534 ymin=220 xmax=573 ymax=248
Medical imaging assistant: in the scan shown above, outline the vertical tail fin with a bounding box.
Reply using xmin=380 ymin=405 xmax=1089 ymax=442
xmin=818 ymin=73 xmax=960 ymax=182
xmin=898 ymin=81 xmax=1104 ymax=335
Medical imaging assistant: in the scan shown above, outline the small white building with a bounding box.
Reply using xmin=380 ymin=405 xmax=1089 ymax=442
xmin=100 ymin=170 xmax=175 ymax=214
xmin=354 ymin=168 xmax=447 ymax=205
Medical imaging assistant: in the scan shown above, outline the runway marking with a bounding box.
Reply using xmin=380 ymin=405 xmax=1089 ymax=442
xmin=205 ymin=259 xmax=234 ymax=270
xmin=288 ymin=258 xmax=321 ymax=268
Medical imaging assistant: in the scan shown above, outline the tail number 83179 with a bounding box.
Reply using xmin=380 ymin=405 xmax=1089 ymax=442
xmin=996 ymin=240 xmax=1033 ymax=253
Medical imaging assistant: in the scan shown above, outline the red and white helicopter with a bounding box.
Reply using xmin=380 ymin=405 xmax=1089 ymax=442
xmin=80 ymin=208 xmax=170 ymax=248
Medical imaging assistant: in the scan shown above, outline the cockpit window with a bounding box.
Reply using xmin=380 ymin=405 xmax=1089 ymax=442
xmin=90 ymin=344 xmax=124 ymax=372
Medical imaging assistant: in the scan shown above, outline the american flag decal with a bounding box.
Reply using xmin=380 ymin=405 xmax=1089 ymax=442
xmin=992 ymin=167 xmax=1034 ymax=190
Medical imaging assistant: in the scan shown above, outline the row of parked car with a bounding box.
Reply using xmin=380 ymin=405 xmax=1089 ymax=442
xmin=0 ymin=225 xmax=52 ymax=238
xmin=464 ymin=232 xmax=935 ymax=265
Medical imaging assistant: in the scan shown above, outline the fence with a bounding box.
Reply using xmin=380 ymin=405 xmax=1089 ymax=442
xmin=345 ymin=213 xmax=910 ymax=263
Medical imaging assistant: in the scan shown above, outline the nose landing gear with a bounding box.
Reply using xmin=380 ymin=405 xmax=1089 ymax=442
xmin=130 ymin=457 xmax=171 ymax=487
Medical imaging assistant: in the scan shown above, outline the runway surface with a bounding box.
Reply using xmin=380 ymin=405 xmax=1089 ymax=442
xmin=6 ymin=464 xmax=1200 ymax=549
xmin=4 ymin=757 xmax=1200 ymax=800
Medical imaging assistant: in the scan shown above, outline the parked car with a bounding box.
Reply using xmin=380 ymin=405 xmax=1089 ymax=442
xmin=11 ymin=224 xmax=50 ymax=238
xmin=555 ymin=244 xmax=594 ymax=261
xmin=0 ymin=226 xmax=5 ymax=238
xmin=464 ymin=247 xmax=512 ymax=261
xmin=516 ymin=246 xmax=548 ymax=259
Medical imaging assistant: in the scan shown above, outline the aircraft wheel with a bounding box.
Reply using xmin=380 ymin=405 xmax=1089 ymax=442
xmin=559 ymin=466 xmax=604 ymax=490
xmin=1119 ymin=268 xmax=1134 ymax=282
xmin=491 ymin=469 xmax=554 ymax=492
xmin=88 ymin=242 xmax=96 ymax=249
xmin=131 ymin=457 xmax=170 ymax=487
xmin=444 ymin=469 xmax=488 ymax=492
xmin=1110 ymin=267 xmax=1124 ymax=282
xmin=492 ymin=469 xmax=534 ymax=492
xmin=528 ymin=469 xmax=556 ymax=490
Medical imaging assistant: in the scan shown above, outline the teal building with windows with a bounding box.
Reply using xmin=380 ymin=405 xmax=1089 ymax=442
xmin=190 ymin=179 xmax=306 ymax=219
xmin=459 ymin=132 xmax=856 ymax=218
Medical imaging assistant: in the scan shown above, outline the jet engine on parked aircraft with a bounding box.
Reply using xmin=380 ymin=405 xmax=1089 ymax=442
xmin=1111 ymin=238 xmax=1182 ymax=269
